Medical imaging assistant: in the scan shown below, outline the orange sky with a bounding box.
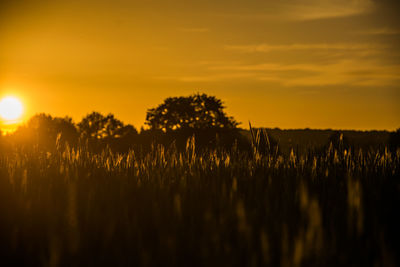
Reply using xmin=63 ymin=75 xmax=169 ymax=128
xmin=1 ymin=0 xmax=399 ymax=131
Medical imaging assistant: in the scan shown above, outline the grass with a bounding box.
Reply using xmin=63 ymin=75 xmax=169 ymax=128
xmin=0 ymin=135 xmax=399 ymax=266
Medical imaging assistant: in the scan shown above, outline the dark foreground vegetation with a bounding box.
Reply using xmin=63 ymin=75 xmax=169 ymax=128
xmin=0 ymin=94 xmax=399 ymax=266
xmin=0 ymin=132 xmax=399 ymax=267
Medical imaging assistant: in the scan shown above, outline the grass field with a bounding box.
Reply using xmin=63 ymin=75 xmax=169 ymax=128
xmin=0 ymin=135 xmax=399 ymax=266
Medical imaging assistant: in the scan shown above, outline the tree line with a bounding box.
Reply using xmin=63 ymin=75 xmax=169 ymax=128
xmin=0 ymin=92 xmax=399 ymax=154
xmin=0 ymin=93 xmax=250 ymax=153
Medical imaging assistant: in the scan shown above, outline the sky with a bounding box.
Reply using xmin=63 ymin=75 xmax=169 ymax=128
xmin=0 ymin=0 xmax=399 ymax=131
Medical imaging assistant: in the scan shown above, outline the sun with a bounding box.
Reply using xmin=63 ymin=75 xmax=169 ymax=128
xmin=0 ymin=96 xmax=24 ymax=121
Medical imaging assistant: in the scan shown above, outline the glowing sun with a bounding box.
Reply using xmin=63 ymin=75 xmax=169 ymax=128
xmin=0 ymin=96 xmax=24 ymax=121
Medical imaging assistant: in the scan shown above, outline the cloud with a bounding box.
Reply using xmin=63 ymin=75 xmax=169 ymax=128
xmin=285 ymin=0 xmax=374 ymax=20
xmin=220 ymin=40 xmax=399 ymax=87
xmin=208 ymin=63 xmax=320 ymax=73
xmin=178 ymin=28 xmax=209 ymax=33
xmin=254 ymin=60 xmax=400 ymax=87
xmin=155 ymin=72 xmax=257 ymax=82
xmin=356 ymin=28 xmax=400 ymax=35
xmin=217 ymin=0 xmax=375 ymax=21
xmin=156 ymin=59 xmax=400 ymax=87
xmin=224 ymin=43 xmax=385 ymax=53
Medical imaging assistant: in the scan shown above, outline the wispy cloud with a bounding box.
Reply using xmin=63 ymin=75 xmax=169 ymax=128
xmin=225 ymin=43 xmax=384 ymax=53
xmin=155 ymin=72 xmax=256 ymax=82
xmin=284 ymin=0 xmax=374 ymax=21
xmin=217 ymin=0 xmax=374 ymax=21
xmin=220 ymin=40 xmax=399 ymax=86
xmin=208 ymin=63 xmax=320 ymax=72
xmin=356 ymin=28 xmax=400 ymax=35
xmin=178 ymin=28 xmax=209 ymax=33
xmin=156 ymin=59 xmax=400 ymax=87
xmin=254 ymin=60 xmax=400 ymax=87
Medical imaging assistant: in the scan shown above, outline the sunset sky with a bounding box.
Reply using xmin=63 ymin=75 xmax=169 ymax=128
xmin=1 ymin=0 xmax=399 ymax=131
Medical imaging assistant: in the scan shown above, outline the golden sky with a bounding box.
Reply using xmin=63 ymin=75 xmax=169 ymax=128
xmin=1 ymin=0 xmax=399 ymax=130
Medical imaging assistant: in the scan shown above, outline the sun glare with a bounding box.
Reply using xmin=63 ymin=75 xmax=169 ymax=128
xmin=0 ymin=96 xmax=24 ymax=121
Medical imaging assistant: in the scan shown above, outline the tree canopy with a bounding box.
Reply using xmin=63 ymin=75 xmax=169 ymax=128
xmin=78 ymin=112 xmax=137 ymax=140
xmin=145 ymin=93 xmax=239 ymax=131
xmin=11 ymin=113 xmax=79 ymax=149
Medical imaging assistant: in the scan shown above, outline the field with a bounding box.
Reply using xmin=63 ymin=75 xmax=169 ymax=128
xmin=0 ymin=135 xmax=399 ymax=267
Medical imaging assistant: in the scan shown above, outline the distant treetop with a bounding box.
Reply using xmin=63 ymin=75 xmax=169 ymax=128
xmin=78 ymin=112 xmax=137 ymax=139
xmin=145 ymin=93 xmax=239 ymax=131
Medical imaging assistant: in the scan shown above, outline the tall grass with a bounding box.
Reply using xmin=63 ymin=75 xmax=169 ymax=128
xmin=0 ymin=135 xmax=399 ymax=266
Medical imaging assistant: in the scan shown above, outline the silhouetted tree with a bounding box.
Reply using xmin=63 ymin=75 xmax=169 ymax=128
xmin=78 ymin=112 xmax=138 ymax=152
xmin=142 ymin=93 xmax=247 ymax=151
xmin=145 ymin=93 xmax=239 ymax=131
xmin=78 ymin=112 xmax=137 ymax=140
xmin=11 ymin=114 xmax=79 ymax=151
